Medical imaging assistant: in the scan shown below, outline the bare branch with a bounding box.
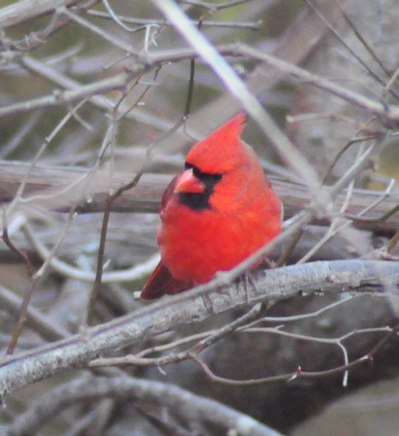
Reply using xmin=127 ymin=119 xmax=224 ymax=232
xmin=88 ymin=9 xmax=262 ymax=30
xmin=0 ymin=0 xmax=89 ymax=29
xmin=0 ymin=260 xmax=397 ymax=397
xmin=1 ymin=161 xmax=399 ymax=232
xmin=0 ymin=285 xmax=68 ymax=342
xmin=6 ymin=376 xmax=283 ymax=436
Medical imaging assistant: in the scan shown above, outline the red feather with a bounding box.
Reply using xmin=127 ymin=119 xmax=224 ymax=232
xmin=141 ymin=113 xmax=282 ymax=299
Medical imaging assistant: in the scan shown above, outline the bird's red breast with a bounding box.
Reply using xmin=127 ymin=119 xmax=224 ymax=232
xmin=141 ymin=113 xmax=282 ymax=299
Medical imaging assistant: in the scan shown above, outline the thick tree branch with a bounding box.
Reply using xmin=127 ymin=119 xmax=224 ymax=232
xmin=0 ymin=260 xmax=397 ymax=398
xmin=1 ymin=161 xmax=398 ymax=232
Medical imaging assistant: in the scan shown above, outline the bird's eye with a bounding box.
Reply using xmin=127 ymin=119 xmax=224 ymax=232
xmin=192 ymin=166 xmax=202 ymax=178
xmin=210 ymin=173 xmax=223 ymax=182
xmin=185 ymin=163 xmax=223 ymax=183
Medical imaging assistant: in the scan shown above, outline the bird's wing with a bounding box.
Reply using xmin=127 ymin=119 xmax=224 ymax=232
xmin=140 ymin=260 xmax=191 ymax=299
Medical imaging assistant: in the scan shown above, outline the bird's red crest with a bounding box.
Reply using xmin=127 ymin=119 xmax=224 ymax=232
xmin=185 ymin=113 xmax=246 ymax=174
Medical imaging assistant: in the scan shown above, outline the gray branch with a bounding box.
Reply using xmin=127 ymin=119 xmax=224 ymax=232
xmin=6 ymin=376 xmax=282 ymax=436
xmin=0 ymin=260 xmax=397 ymax=399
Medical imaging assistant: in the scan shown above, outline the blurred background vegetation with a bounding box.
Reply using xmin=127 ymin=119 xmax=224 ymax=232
xmin=1 ymin=0 xmax=399 ymax=435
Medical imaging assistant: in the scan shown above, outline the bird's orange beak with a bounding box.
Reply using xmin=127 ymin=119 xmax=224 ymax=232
xmin=174 ymin=168 xmax=205 ymax=194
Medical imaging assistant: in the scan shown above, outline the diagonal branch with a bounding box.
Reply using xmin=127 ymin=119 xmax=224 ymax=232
xmin=0 ymin=259 xmax=397 ymax=397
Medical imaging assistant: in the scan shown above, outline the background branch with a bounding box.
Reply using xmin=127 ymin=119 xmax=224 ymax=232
xmin=7 ymin=376 xmax=283 ymax=436
xmin=1 ymin=161 xmax=398 ymax=232
xmin=1 ymin=0 xmax=399 ymax=433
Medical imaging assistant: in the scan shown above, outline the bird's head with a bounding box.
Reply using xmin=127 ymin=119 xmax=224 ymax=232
xmin=174 ymin=113 xmax=258 ymax=211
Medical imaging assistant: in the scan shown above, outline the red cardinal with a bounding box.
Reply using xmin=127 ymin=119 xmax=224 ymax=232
xmin=141 ymin=113 xmax=282 ymax=299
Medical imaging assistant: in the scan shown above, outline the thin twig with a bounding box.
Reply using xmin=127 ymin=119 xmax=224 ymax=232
xmin=1 ymin=210 xmax=33 ymax=278
xmin=0 ymin=285 xmax=69 ymax=342
xmin=191 ymin=323 xmax=397 ymax=387
xmin=87 ymin=9 xmax=261 ymax=30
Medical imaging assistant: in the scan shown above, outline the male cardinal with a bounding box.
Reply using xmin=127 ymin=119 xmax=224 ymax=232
xmin=141 ymin=113 xmax=282 ymax=299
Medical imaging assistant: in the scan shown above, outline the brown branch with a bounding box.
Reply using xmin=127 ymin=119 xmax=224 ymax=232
xmin=87 ymin=9 xmax=261 ymax=30
xmin=4 ymin=208 xmax=77 ymax=354
xmin=5 ymin=280 xmax=39 ymax=355
xmin=0 ymin=285 xmax=68 ymax=342
xmin=1 ymin=161 xmax=398 ymax=232
xmin=191 ymin=323 xmax=399 ymax=387
xmin=179 ymin=0 xmax=252 ymax=10
xmin=1 ymin=212 xmax=33 ymax=277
